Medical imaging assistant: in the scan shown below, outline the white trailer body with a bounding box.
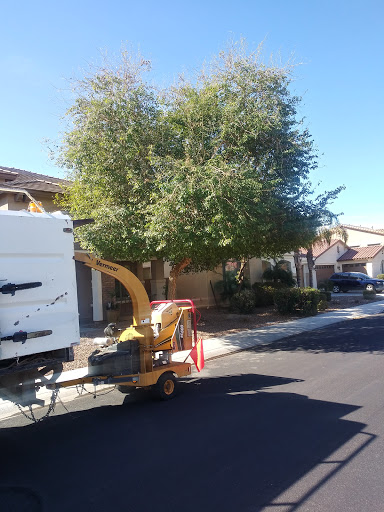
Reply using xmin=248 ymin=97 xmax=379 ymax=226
xmin=0 ymin=210 xmax=80 ymax=361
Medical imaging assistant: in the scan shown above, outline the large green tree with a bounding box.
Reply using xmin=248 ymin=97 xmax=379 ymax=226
xmin=57 ymin=44 xmax=343 ymax=297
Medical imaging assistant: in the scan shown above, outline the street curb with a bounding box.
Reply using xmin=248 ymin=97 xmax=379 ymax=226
xmin=1 ymin=300 xmax=384 ymax=422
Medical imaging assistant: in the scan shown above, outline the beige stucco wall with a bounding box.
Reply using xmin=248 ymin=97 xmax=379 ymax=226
xmin=369 ymin=251 xmax=384 ymax=277
xmin=246 ymin=258 xmax=264 ymax=284
xmin=315 ymin=242 xmax=349 ymax=267
xmin=175 ymin=267 xmax=222 ymax=308
xmin=340 ymin=229 xmax=384 ymax=247
xmin=0 ymin=191 xmax=59 ymax=212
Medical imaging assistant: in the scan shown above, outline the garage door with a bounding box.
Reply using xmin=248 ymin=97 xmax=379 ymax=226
xmin=316 ymin=265 xmax=335 ymax=283
xmin=342 ymin=263 xmax=367 ymax=274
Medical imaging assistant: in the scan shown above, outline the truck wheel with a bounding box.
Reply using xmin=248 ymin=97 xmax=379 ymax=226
xmin=154 ymin=372 xmax=177 ymax=400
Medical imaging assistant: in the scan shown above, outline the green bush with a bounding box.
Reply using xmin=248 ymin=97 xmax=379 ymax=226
xmin=274 ymin=287 xmax=321 ymax=316
xmin=262 ymin=264 xmax=296 ymax=287
xmin=320 ymin=291 xmax=331 ymax=302
xmin=230 ymin=289 xmax=256 ymax=313
xmin=318 ymin=299 xmax=328 ymax=311
xmin=318 ymin=280 xmax=333 ymax=292
xmin=377 ymin=274 xmax=384 ymax=280
xmin=363 ymin=290 xmax=377 ymax=300
xmin=273 ymin=288 xmax=300 ymax=314
xmin=252 ymin=283 xmax=275 ymax=306
xmin=214 ymin=270 xmax=239 ymax=301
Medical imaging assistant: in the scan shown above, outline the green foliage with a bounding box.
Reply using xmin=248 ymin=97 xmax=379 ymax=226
xmin=320 ymin=291 xmax=331 ymax=301
xmin=262 ymin=263 xmax=296 ymax=287
xmin=363 ymin=290 xmax=377 ymax=300
xmin=273 ymin=288 xmax=299 ymax=314
xmin=377 ymin=274 xmax=384 ymax=280
xmin=214 ymin=270 xmax=239 ymax=301
xmin=230 ymin=289 xmax=256 ymax=314
xmin=252 ymin=283 xmax=275 ymax=307
xmin=317 ymin=299 xmax=328 ymax=311
xmin=274 ymin=287 xmax=321 ymax=316
xmin=56 ymin=43 xmax=343 ymax=278
xmin=317 ymin=280 xmax=333 ymax=292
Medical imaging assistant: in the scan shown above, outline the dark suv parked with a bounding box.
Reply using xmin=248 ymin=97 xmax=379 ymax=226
xmin=329 ymin=272 xmax=384 ymax=293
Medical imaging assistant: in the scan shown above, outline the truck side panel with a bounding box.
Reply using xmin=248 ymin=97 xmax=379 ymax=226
xmin=0 ymin=210 xmax=80 ymax=360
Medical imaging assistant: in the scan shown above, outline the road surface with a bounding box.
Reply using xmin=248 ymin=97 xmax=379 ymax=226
xmin=1 ymin=313 xmax=384 ymax=511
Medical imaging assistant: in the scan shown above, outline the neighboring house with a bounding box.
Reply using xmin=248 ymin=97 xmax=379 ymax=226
xmin=278 ymin=226 xmax=384 ymax=290
xmin=0 ymin=165 xmax=68 ymax=211
xmin=336 ymin=245 xmax=384 ymax=277
xmin=333 ymin=225 xmax=384 ymax=278
xmin=264 ymin=252 xmax=311 ymax=288
xmin=306 ymin=239 xmax=350 ymax=286
xmin=339 ymin=225 xmax=384 ymax=247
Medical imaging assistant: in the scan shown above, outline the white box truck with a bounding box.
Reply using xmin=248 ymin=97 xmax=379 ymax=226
xmin=0 ymin=208 xmax=80 ymax=398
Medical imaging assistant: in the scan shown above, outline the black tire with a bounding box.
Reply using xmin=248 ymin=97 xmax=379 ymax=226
xmin=366 ymin=284 xmax=375 ymax=292
xmin=154 ymin=372 xmax=178 ymax=400
xmin=332 ymin=285 xmax=341 ymax=293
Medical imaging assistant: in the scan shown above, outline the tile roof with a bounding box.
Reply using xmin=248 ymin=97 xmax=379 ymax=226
xmin=311 ymin=239 xmax=340 ymax=258
xmin=0 ymin=165 xmax=69 ymax=194
xmin=341 ymin=224 xmax=384 ymax=236
xmin=300 ymin=239 xmax=347 ymax=259
xmin=337 ymin=245 xmax=384 ymax=261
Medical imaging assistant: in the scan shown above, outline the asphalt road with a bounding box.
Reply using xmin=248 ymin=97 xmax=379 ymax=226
xmin=1 ymin=314 xmax=384 ymax=512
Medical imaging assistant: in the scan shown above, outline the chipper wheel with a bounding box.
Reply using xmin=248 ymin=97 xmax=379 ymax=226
xmin=154 ymin=372 xmax=178 ymax=400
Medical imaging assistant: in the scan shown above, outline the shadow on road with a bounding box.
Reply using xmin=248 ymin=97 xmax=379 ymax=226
xmin=250 ymin=314 xmax=384 ymax=354
xmin=0 ymin=372 xmax=372 ymax=512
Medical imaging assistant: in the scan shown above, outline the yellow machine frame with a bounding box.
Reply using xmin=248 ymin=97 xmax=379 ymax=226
xmin=48 ymin=253 xmax=193 ymax=397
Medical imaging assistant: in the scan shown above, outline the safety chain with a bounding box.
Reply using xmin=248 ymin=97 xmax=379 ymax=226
xmin=76 ymin=383 xmax=116 ymax=398
xmin=16 ymin=388 xmax=60 ymax=424
xmin=16 ymin=383 xmax=117 ymax=424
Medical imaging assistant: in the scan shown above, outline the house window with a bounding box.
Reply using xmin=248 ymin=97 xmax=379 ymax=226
xmin=278 ymin=260 xmax=291 ymax=272
xmin=337 ymin=245 xmax=340 ymax=253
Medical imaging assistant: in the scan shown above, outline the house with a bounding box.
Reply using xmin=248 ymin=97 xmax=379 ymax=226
xmin=307 ymin=239 xmax=350 ymax=286
xmin=0 ymin=165 xmax=68 ymax=211
xmin=336 ymin=245 xmax=384 ymax=277
xmin=334 ymin=225 xmax=384 ymax=277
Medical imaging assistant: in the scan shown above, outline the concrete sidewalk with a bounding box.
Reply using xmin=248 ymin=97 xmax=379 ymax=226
xmin=1 ymin=300 xmax=384 ymax=421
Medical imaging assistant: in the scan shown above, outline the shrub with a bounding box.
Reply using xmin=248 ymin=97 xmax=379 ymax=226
xmin=318 ymin=280 xmax=333 ymax=292
xmin=230 ymin=289 xmax=256 ymax=313
xmin=262 ymin=264 xmax=296 ymax=287
xmin=320 ymin=291 xmax=331 ymax=302
xmin=377 ymin=274 xmax=384 ymax=280
xmin=297 ymin=288 xmax=321 ymax=316
xmin=252 ymin=283 xmax=275 ymax=306
xmin=273 ymin=288 xmax=300 ymax=314
xmin=318 ymin=299 xmax=328 ymax=311
xmin=363 ymin=290 xmax=377 ymax=300
xmin=274 ymin=287 xmax=321 ymax=316
xmin=214 ymin=270 xmax=239 ymax=301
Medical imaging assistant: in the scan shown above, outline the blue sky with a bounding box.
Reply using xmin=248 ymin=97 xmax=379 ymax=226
xmin=1 ymin=0 xmax=383 ymax=227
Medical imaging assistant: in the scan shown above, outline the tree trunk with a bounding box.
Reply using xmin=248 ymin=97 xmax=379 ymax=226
xmin=237 ymin=259 xmax=248 ymax=292
xmin=293 ymin=251 xmax=302 ymax=288
xmin=306 ymin=248 xmax=315 ymax=288
xmin=168 ymin=257 xmax=192 ymax=300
